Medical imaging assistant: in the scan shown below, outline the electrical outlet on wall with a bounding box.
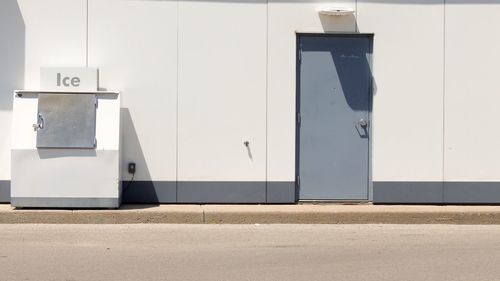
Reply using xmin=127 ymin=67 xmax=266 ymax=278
xmin=128 ymin=163 xmax=136 ymax=174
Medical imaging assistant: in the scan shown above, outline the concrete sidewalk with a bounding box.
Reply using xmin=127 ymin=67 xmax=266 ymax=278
xmin=2 ymin=204 xmax=500 ymax=224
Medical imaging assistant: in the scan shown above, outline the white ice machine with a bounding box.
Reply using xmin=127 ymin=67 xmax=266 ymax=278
xmin=10 ymin=68 xmax=121 ymax=208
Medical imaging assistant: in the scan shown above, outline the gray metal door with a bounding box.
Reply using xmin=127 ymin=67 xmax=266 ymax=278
xmin=36 ymin=94 xmax=97 ymax=148
xmin=297 ymin=34 xmax=372 ymax=200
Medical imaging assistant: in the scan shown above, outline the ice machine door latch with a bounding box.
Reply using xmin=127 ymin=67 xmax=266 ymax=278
xmin=32 ymin=114 xmax=44 ymax=131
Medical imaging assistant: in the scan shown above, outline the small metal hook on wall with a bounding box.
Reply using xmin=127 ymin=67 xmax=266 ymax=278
xmin=244 ymin=141 xmax=253 ymax=161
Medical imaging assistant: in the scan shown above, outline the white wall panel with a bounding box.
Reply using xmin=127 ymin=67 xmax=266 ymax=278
xmin=0 ymin=1 xmax=24 ymax=180
xmin=17 ymin=0 xmax=87 ymax=89
xmin=0 ymin=112 xmax=12 ymax=179
xmin=357 ymin=1 xmax=445 ymax=181
xmin=177 ymin=1 xmax=267 ymax=181
xmin=88 ymin=0 xmax=178 ymax=181
xmin=267 ymin=0 xmax=356 ymax=182
xmin=444 ymin=1 xmax=500 ymax=181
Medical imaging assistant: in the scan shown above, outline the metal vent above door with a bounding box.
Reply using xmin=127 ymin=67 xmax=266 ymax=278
xmin=36 ymin=94 xmax=97 ymax=148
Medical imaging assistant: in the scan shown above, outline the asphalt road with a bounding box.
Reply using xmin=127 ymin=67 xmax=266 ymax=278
xmin=0 ymin=224 xmax=500 ymax=281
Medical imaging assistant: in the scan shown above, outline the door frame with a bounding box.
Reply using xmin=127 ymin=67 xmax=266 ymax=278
xmin=295 ymin=33 xmax=375 ymax=202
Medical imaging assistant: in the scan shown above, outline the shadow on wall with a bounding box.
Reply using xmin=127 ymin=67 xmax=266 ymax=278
xmin=0 ymin=0 xmax=25 ymax=110
xmin=120 ymin=108 xmax=160 ymax=203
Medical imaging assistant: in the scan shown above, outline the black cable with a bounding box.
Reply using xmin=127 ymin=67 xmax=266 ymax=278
xmin=123 ymin=172 xmax=135 ymax=193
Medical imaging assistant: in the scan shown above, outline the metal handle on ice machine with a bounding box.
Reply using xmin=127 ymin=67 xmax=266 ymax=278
xmin=32 ymin=114 xmax=44 ymax=131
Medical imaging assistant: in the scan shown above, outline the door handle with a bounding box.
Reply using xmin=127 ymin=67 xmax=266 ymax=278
xmin=32 ymin=114 xmax=44 ymax=131
xmin=357 ymin=118 xmax=369 ymax=128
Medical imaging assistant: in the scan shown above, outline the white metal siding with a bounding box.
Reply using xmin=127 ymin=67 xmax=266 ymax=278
xmin=17 ymin=0 xmax=87 ymax=89
xmin=177 ymin=1 xmax=268 ymax=181
xmin=358 ymin=1 xmax=445 ymax=182
xmin=444 ymin=1 xmax=500 ymax=181
xmin=2 ymin=0 xmax=500 ymax=188
xmin=88 ymin=0 xmax=178 ymax=181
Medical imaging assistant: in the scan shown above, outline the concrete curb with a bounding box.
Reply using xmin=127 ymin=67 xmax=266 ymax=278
xmin=0 ymin=205 xmax=204 ymax=224
xmin=202 ymin=205 xmax=500 ymax=224
xmin=2 ymin=204 xmax=500 ymax=224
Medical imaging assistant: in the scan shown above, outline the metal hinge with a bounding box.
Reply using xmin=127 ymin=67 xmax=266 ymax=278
xmin=296 ymin=176 xmax=300 ymax=187
xmin=297 ymin=112 xmax=301 ymax=127
xmin=95 ymin=97 xmax=98 ymax=108
xmin=298 ymin=43 xmax=303 ymax=63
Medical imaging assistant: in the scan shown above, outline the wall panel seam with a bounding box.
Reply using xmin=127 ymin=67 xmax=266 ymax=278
xmin=442 ymin=0 xmax=446 ymax=202
xmin=175 ymin=0 xmax=180 ymax=201
xmin=265 ymin=0 xmax=269 ymax=202
xmin=355 ymin=0 xmax=358 ymax=32
xmin=86 ymin=0 xmax=89 ymax=67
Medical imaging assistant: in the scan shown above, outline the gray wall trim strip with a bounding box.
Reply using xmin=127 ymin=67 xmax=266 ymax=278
xmin=122 ymin=181 xmax=177 ymax=203
xmin=11 ymin=197 xmax=119 ymax=208
xmin=177 ymin=181 xmax=267 ymax=203
xmin=444 ymin=182 xmax=500 ymax=204
xmin=267 ymin=182 xmax=297 ymax=203
xmin=374 ymin=182 xmax=444 ymax=204
xmin=0 ymin=181 xmax=10 ymax=203
xmin=374 ymin=182 xmax=500 ymax=204
xmin=0 ymin=181 xmax=297 ymax=204
xmin=15 ymin=181 xmax=500 ymax=204
xmin=126 ymin=181 xmax=297 ymax=204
